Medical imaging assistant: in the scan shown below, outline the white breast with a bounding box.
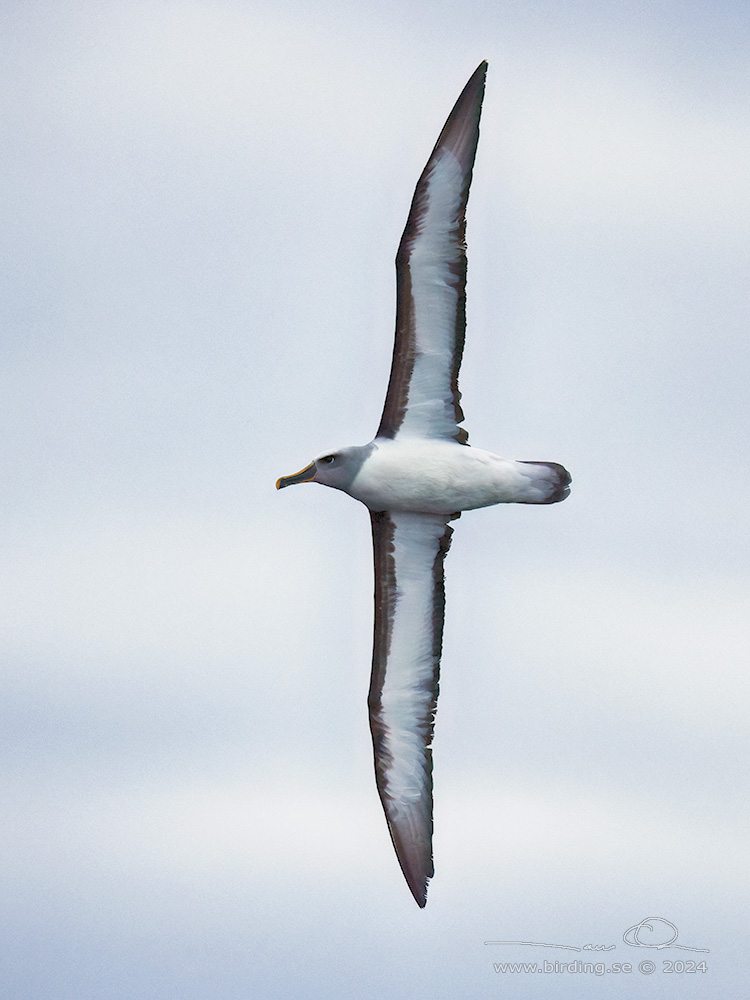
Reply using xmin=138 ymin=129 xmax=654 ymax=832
xmin=348 ymin=438 xmax=546 ymax=513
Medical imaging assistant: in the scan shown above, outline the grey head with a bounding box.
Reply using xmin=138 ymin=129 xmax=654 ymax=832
xmin=276 ymin=443 xmax=374 ymax=495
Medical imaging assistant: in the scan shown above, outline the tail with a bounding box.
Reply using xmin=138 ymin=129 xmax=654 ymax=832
xmin=517 ymin=461 xmax=571 ymax=504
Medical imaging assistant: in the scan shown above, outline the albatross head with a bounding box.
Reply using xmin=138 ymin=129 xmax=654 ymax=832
xmin=276 ymin=444 xmax=373 ymax=494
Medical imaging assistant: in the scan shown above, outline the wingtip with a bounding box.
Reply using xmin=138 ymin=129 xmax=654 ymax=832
xmin=469 ymin=60 xmax=488 ymax=87
xmin=404 ymin=868 xmax=430 ymax=908
xmin=385 ymin=824 xmax=433 ymax=908
xmin=392 ymin=831 xmax=434 ymax=908
xmin=462 ymin=60 xmax=487 ymax=99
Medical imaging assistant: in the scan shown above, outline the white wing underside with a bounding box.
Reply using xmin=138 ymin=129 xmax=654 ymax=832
xmin=368 ymin=509 xmax=455 ymax=907
xmin=395 ymin=152 xmax=465 ymax=441
xmin=376 ymin=63 xmax=486 ymax=447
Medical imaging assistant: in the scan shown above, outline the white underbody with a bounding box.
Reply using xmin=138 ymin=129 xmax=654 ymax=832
xmin=348 ymin=437 xmax=558 ymax=513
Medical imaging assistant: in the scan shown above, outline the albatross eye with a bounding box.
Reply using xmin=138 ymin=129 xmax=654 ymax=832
xmin=319 ymin=455 xmax=336 ymax=464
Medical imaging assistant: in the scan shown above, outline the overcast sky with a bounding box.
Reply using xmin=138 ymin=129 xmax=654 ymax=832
xmin=2 ymin=1 xmax=748 ymax=997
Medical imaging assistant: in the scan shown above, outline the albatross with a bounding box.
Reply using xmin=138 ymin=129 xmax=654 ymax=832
xmin=277 ymin=61 xmax=570 ymax=907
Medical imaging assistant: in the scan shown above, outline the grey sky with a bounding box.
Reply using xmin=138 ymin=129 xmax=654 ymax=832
xmin=2 ymin=1 xmax=748 ymax=996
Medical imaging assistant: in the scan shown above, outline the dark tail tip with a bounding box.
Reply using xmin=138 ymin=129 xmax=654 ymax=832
xmin=519 ymin=461 xmax=572 ymax=504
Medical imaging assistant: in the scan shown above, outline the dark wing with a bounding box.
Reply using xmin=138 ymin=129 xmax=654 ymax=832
xmin=376 ymin=61 xmax=487 ymax=446
xmin=368 ymin=509 xmax=455 ymax=907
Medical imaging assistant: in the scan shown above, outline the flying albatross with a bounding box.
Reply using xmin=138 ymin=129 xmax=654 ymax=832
xmin=277 ymin=61 xmax=570 ymax=907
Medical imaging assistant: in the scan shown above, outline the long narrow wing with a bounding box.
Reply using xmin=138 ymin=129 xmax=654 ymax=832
xmin=368 ymin=508 xmax=456 ymax=907
xmin=376 ymin=61 xmax=487 ymax=445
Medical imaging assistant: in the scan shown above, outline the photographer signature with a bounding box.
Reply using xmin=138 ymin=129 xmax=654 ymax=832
xmin=484 ymin=916 xmax=709 ymax=953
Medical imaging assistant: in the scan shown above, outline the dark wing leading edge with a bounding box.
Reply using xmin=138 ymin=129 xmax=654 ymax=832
xmin=368 ymin=509 xmax=455 ymax=907
xmin=376 ymin=61 xmax=487 ymax=446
